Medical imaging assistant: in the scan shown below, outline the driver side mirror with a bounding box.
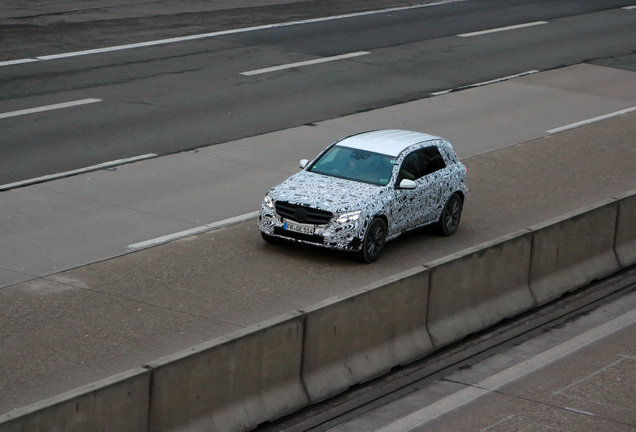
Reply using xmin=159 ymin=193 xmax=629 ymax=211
xmin=398 ymin=179 xmax=416 ymax=189
xmin=299 ymin=159 xmax=309 ymax=169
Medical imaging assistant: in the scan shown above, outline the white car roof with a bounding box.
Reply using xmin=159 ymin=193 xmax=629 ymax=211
xmin=336 ymin=129 xmax=441 ymax=157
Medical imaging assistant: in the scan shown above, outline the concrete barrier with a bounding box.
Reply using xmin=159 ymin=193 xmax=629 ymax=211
xmin=301 ymin=267 xmax=434 ymax=403
xmin=144 ymin=312 xmax=307 ymax=432
xmin=0 ymin=368 xmax=149 ymax=432
xmin=426 ymin=231 xmax=537 ymax=348
xmin=615 ymin=190 xmax=636 ymax=267
xmin=528 ymin=199 xmax=621 ymax=305
xmin=4 ymin=192 xmax=635 ymax=432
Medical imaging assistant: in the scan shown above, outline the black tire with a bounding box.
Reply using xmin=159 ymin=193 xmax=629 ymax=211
xmin=357 ymin=217 xmax=387 ymax=263
xmin=436 ymin=193 xmax=463 ymax=236
xmin=261 ymin=232 xmax=282 ymax=244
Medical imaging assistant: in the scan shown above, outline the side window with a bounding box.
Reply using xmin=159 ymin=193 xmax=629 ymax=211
xmin=419 ymin=146 xmax=446 ymax=176
xmin=398 ymin=152 xmax=421 ymax=181
xmin=398 ymin=146 xmax=447 ymax=182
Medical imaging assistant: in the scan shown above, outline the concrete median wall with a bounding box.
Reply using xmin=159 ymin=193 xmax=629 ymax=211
xmin=0 ymin=368 xmax=149 ymax=432
xmin=301 ymin=267 xmax=434 ymax=403
xmin=2 ymin=190 xmax=633 ymax=432
xmin=427 ymin=231 xmax=537 ymax=348
xmin=528 ymin=200 xmax=621 ymax=305
xmin=615 ymin=191 xmax=636 ymax=267
xmin=144 ymin=312 xmax=307 ymax=432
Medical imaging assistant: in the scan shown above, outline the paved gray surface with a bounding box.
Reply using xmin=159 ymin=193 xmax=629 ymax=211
xmin=2 ymin=64 xmax=636 ymax=289
xmin=325 ymin=288 xmax=636 ymax=431
xmin=0 ymin=0 xmax=445 ymax=55
xmin=3 ymin=0 xmax=635 ymax=185
xmin=0 ymin=0 xmax=309 ymax=21
xmin=1 ymin=65 xmax=635 ymax=414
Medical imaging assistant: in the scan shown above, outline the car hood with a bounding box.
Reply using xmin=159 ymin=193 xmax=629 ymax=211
xmin=269 ymin=171 xmax=386 ymax=214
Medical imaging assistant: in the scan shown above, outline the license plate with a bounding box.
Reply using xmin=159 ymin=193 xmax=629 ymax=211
xmin=284 ymin=221 xmax=315 ymax=235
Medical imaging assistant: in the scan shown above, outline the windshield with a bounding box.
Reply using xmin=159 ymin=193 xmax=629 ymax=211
xmin=309 ymin=145 xmax=395 ymax=186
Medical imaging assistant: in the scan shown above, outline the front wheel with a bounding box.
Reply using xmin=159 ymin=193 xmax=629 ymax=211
xmin=436 ymin=193 xmax=463 ymax=236
xmin=357 ymin=217 xmax=387 ymax=263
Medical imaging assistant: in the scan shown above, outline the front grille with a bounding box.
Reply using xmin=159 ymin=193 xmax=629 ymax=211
xmin=275 ymin=201 xmax=333 ymax=224
xmin=274 ymin=227 xmax=324 ymax=244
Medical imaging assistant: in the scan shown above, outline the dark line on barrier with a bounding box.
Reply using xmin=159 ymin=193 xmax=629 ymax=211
xmin=527 ymin=229 xmax=539 ymax=306
xmin=298 ymin=311 xmax=312 ymax=403
xmin=424 ymin=267 xmax=437 ymax=350
xmin=612 ymin=200 xmax=623 ymax=267
xmin=144 ymin=365 xmax=155 ymax=432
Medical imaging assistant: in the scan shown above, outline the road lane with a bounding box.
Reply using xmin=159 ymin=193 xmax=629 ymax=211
xmin=2 ymin=63 xmax=636 ymax=287
xmin=2 ymin=1 xmax=635 ymax=184
xmin=0 ymin=2 xmax=461 ymax=66
xmin=1 ymin=65 xmax=635 ymax=414
xmin=4 ymin=0 xmax=628 ymax=58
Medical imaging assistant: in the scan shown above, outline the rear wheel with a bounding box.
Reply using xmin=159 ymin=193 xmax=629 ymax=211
xmin=357 ymin=217 xmax=387 ymax=263
xmin=436 ymin=193 xmax=463 ymax=236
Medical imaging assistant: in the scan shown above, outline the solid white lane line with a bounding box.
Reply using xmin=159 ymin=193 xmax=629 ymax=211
xmin=0 ymin=58 xmax=38 ymax=67
xmin=458 ymin=21 xmax=548 ymax=38
xmin=547 ymin=106 xmax=636 ymax=134
xmin=0 ymin=0 xmax=465 ymax=67
xmin=374 ymin=307 xmax=636 ymax=432
xmin=0 ymin=98 xmax=102 ymax=120
xmin=240 ymin=51 xmax=371 ymax=76
xmin=622 ymin=5 xmax=636 ymax=10
xmin=0 ymin=154 xmax=157 ymax=192
xmin=430 ymin=70 xmax=539 ymax=96
xmin=127 ymin=211 xmax=259 ymax=250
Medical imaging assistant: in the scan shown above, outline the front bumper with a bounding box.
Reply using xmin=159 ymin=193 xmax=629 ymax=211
xmin=258 ymin=204 xmax=364 ymax=251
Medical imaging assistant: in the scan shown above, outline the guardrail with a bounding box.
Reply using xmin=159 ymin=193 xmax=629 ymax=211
xmin=2 ymin=190 xmax=634 ymax=432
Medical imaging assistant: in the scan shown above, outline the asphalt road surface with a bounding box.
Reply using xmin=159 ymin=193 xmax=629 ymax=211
xmin=1 ymin=65 xmax=635 ymax=416
xmin=1 ymin=0 xmax=636 ymax=426
xmin=1 ymin=0 xmax=635 ymax=183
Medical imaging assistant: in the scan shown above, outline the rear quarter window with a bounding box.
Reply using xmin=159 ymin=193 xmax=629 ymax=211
xmin=437 ymin=140 xmax=460 ymax=165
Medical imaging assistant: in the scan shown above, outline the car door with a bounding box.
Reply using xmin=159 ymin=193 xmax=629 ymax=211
xmin=418 ymin=144 xmax=450 ymax=223
xmin=390 ymin=148 xmax=439 ymax=234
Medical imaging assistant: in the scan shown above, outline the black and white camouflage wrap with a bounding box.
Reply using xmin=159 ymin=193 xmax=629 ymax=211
xmin=258 ymin=131 xmax=468 ymax=252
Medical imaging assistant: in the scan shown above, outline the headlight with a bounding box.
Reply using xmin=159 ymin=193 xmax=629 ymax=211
xmin=337 ymin=210 xmax=361 ymax=224
xmin=263 ymin=194 xmax=275 ymax=209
